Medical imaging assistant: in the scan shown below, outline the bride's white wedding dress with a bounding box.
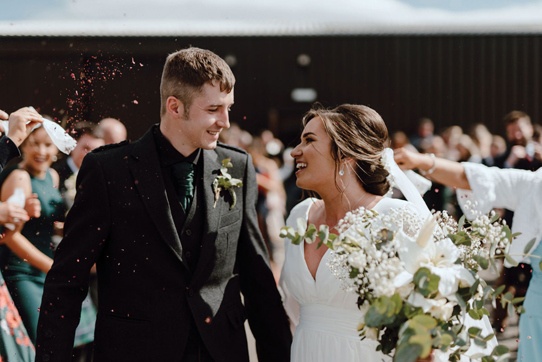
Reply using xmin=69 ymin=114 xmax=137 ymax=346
xmin=280 ymin=197 xmax=406 ymax=362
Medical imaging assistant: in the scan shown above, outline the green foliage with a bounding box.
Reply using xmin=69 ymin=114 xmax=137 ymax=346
xmin=448 ymin=230 xmax=472 ymax=246
xmin=413 ymin=268 xmax=440 ymax=298
xmin=280 ymin=221 xmax=339 ymax=249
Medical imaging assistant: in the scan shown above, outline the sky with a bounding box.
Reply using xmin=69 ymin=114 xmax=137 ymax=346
xmin=1 ymin=0 xmax=542 ymax=35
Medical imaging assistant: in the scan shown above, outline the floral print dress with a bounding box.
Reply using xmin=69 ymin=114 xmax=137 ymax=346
xmin=0 ymin=271 xmax=35 ymax=362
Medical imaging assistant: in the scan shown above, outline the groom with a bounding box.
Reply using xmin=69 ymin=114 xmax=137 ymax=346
xmin=36 ymin=48 xmax=292 ymax=362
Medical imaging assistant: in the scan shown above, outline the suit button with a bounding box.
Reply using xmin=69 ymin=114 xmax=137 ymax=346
xmin=45 ymin=329 xmax=54 ymax=338
xmin=186 ymin=251 xmax=192 ymax=259
xmin=205 ymin=317 xmax=211 ymax=324
xmin=185 ymin=229 xmax=192 ymax=236
xmin=43 ymin=354 xmax=51 ymax=362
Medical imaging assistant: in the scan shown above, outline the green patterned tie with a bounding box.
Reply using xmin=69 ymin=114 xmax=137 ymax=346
xmin=171 ymin=161 xmax=195 ymax=212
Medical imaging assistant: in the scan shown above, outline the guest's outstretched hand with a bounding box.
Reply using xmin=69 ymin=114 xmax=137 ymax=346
xmin=0 ymin=202 xmax=29 ymax=226
xmin=25 ymin=193 xmax=41 ymax=219
xmin=6 ymin=107 xmax=44 ymax=147
xmin=394 ymin=147 xmax=424 ymax=171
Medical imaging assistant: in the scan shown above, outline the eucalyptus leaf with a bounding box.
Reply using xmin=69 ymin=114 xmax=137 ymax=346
xmin=502 ymin=292 xmax=514 ymax=301
xmin=473 ymin=255 xmax=489 ymax=270
xmin=490 ymin=213 xmax=500 ymax=224
xmin=504 ymin=253 xmax=519 ymax=267
xmin=468 ymin=309 xmax=482 ymax=320
xmin=494 ymin=285 xmax=506 ymax=296
xmin=408 ymin=334 xmax=433 ymax=359
xmin=501 ymin=225 xmax=512 ymax=242
xmin=491 ymin=345 xmax=509 ymax=356
xmin=511 ymin=297 xmax=525 ymax=304
xmin=524 ymin=238 xmax=537 ymax=254
xmin=468 ymin=327 xmax=482 ymax=337
xmin=412 ymin=314 xmax=437 ymax=329
xmin=441 ymin=333 xmax=454 ymax=347
xmin=394 ymin=343 xmax=422 ymax=362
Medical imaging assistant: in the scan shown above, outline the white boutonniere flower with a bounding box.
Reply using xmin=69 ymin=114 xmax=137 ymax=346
xmin=212 ymin=158 xmax=243 ymax=209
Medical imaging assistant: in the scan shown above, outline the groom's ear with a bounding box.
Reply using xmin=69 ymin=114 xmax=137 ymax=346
xmin=166 ymin=96 xmax=185 ymax=119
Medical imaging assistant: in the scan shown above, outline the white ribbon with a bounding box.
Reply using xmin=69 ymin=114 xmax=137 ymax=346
xmin=382 ymin=148 xmax=431 ymax=219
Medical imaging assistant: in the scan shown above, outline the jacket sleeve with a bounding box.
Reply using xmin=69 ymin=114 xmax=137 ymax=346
xmin=36 ymin=152 xmax=111 ymax=361
xmin=237 ymin=153 xmax=292 ymax=362
xmin=0 ymin=136 xmax=20 ymax=172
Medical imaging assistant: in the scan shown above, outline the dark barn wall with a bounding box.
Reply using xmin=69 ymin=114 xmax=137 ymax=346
xmin=0 ymin=35 xmax=540 ymax=147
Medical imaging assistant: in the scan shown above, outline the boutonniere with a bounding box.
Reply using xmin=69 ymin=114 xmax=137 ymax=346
xmin=213 ymin=158 xmax=243 ymax=209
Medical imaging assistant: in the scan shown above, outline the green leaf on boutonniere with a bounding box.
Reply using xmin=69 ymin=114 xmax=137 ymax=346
xmin=213 ymin=158 xmax=243 ymax=209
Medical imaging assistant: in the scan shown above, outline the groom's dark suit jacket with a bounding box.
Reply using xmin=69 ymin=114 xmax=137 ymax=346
xmin=35 ymin=126 xmax=292 ymax=362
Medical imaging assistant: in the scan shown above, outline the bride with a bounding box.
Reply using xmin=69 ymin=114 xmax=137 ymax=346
xmin=280 ymin=104 xmax=419 ymax=362
xmin=279 ymin=104 xmax=496 ymax=362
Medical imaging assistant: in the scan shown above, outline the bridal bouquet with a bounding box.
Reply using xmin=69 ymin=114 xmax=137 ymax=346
xmin=281 ymin=203 xmax=525 ymax=362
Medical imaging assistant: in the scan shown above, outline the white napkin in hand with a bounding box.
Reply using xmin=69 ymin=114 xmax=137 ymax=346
xmin=1 ymin=112 xmax=77 ymax=155
xmin=5 ymin=188 xmax=26 ymax=231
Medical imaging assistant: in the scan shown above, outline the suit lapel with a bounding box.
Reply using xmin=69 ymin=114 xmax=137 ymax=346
xmin=193 ymin=149 xmax=226 ymax=281
xmin=129 ymin=128 xmax=191 ymax=273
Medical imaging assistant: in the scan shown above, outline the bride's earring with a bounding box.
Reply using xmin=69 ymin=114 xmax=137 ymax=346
xmin=339 ymin=163 xmax=345 ymax=176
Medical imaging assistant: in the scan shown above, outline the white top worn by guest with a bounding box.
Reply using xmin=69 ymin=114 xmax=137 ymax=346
xmin=457 ymin=163 xmax=542 ymax=266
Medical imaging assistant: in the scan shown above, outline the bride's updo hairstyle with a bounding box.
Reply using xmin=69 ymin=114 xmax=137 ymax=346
xmin=302 ymin=103 xmax=391 ymax=196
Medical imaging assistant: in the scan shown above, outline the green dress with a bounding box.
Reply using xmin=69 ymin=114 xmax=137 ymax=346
xmin=0 ymin=167 xmax=96 ymax=347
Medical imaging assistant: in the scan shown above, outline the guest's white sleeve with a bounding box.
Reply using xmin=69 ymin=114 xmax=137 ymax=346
xmin=457 ymin=162 xmax=535 ymax=218
xmin=457 ymin=162 xmax=542 ymax=265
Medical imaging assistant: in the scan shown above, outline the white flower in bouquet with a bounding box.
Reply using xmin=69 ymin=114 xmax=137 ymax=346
xmin=394 ymin=217 xmax=475 ymax=300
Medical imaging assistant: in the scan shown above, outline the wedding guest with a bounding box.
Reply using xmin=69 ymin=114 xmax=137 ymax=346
xmin=469 ymin=123 xmax=492 ymax=160
xmin=391 ymin=130 xmax=417 ymax=152
xmin=410 ymin=117 xmax=434 ymax=152
xmin=0 ymin=107 xmax=43 ymax=173
xmin=494 ymin=110 xmax=541 ymax=170
xmin=0 ymin=125 xmax=65 ymax=343
xmin=36 ymin=47 xmax=291 ymax=362
xmin=97 ymin=117 xmax=127 ymax=144
xmin=488 ymin=111 xmax=541 ymax=332
xmin=456 ymin=134 xmax=482 ymax=163
xmin=247 ymin=135 xmax=287 ymax=278
xmin=0 ymin=106 xmax=43 ymax=362
xmin=482 ymin=135 xmax=506 ymax=167
xmin=54 ymin=122 xmax=104 ymax=209
xmin=394 ymin=146 xmax=542 ymax=362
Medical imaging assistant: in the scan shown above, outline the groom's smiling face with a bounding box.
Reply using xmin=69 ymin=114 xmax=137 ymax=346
xmin=165 ymin=80 xmax=234 ymax=156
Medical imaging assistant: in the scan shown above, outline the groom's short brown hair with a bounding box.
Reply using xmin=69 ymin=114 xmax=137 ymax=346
xmin=160 ymin=47 xmax=235 ymax=118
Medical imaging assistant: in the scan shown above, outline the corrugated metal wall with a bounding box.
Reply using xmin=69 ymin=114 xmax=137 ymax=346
xmin=0 ymin=35 xmax=540 ymax=145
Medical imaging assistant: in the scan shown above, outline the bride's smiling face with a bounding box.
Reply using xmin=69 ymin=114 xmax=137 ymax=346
xmin=291 ymin=116 xmax=337 ymax=192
